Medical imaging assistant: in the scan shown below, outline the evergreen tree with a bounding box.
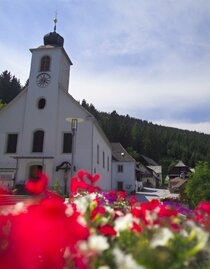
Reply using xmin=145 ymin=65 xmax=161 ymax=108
xmin=0 ymin=70 xmax=22 ymax=104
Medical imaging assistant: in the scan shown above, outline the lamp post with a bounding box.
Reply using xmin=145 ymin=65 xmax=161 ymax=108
xmin=70 ymin=118 xmax=78 ymax=179
xmin=66 ymin=117 xmax=84 ymax=179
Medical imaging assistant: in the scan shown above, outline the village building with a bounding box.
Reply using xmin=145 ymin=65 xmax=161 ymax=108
xmin=111 ymin=143 xmax=136 ymax=193
xmin=137 ymin=155 xmax=162 ymax=188
xmin=168 ymin=160 xmax=191 ymax=180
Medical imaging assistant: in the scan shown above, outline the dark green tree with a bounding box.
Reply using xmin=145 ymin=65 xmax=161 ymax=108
xmin=186 ymin=162 xmax=210 ymax=207
xmin=0 ymin=70 xmax=22 ymax=104
xmin=82 ymin=100 xmax=210 ymax=168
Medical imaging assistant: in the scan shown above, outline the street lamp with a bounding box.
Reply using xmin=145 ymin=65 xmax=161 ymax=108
xmin=65 ymin=117 xmax=84 ymax=179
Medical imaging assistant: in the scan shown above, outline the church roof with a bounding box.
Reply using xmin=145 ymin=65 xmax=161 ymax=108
xmin=43 ymin=17 xmax=64 ymax=47
xmin=44 ymin=31 xmax=64 ymax=47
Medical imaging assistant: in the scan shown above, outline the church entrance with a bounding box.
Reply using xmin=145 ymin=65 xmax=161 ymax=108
xmin=28 ymin=165 xmax=43 ymax=180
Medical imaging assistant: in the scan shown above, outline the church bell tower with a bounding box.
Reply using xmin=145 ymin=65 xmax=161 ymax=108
xmin=21 ymin=18 xmax=73 ymax=156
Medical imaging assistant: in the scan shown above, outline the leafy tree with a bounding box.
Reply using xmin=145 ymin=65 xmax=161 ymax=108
xmin=0 ymin=99 xmax=5 ymax=110
xmin=0 ymin=70 xmax=22 ymax=104
xmin=186 ymin=162 xmax=210 ymax=207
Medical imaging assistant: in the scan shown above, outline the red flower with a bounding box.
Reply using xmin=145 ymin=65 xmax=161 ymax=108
xmin=196 ymin=202 xmax=210 ymax=215
xmin=70 ymin=170 xmax=101 ymax=195
xmin=131 ymin=221 xmax=142 ymax=233
xmin=129 ymin=195 xmax=139 ymax=206
xmin=1 ymin=195 xmax=90 ymax=269
xmin=158 ymin=205 xmax=178 ymax=218
xmin=98 ymin=224 xmax=117 ymax=236
xmin=90 ymin=206 xmax=106 ymax=221
xmin=25 ymin=172 xmax=48 ymax=195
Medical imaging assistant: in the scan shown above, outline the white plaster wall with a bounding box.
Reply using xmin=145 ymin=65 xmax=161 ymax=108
xmin=92 ymin=124 xmax=112 ymax=191
xmin=53 ymin=90 xmax=93 ymax=188
xmin=112 ymin=161 xmax=136 ymax=192
xmin=0 ymin=92 xmax=27 ymax=169
xmin=21 ymin=48 xmax=65 ymax=157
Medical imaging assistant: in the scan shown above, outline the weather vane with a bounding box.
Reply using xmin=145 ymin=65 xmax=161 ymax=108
xmin=54 ymin=11 xmax=58 ymax=32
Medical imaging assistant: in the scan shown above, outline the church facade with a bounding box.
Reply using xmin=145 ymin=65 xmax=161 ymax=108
xmin=0 ymin=28 xmax=112 ymax=192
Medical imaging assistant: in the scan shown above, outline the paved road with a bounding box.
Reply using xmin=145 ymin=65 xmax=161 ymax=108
xmin=135 ymin=187 xmax=179 ymax=203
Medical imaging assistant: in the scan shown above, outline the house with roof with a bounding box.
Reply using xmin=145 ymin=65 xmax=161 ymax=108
xmin=167 ymin=160 xmax=192 ymax=194
xmin=111 ymin=143 xmax=136 ymax=193
xmin=168 ymin=160 xmax=191 ymax=180
xmin=0 ymin=24 xmax=112 ymax=192
xmin=137 ymin=155 xmax=162 ymax=188
xmin=169 ymin=177 xmax=187 ymax=193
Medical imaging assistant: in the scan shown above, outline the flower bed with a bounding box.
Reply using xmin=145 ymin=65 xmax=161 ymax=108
xmin=0 ymin=171 xmax=210 ymax=269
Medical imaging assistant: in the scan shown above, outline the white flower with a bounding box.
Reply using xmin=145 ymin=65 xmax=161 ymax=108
xmin=12 ymin=202 xmax=27 ymax=215
xmin=77 ymin=215 xmax=87 ymax=226
xmin=64 ymin=198 xmax=69 ymax=204
xmin=186 ymin=221 xmax=209 ymax=253
xmin=97 ymin=266 xmax=110 ymax=269
xmin=88 ymin=235 xmax=109 ymax=252
xmin=74 ymin=196 xmax=89 ymax=214
xmin=89 ymin=193 xmax=97 ymax=201
xmin=65 ymin=204 xmax=73 ymax=217
xmin=104 ymin=205 xmax=114 ymax=215
xmin=114 ymin=213 xmax=133 ymax=233
xmin=150 ymin=227 xmax=174 ymax=248
xmin=113 ymin=248 xmax=145 ymax=269
xmin=79 ymin=235 xmax=109 ymax=254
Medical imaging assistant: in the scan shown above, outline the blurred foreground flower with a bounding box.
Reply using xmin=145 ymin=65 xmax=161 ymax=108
xmin=0 ymin=170 xmax=210 ymax=269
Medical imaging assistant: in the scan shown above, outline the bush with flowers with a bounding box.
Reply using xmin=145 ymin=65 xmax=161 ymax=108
xmin=0 ymin=170 xmax=210 ymax=269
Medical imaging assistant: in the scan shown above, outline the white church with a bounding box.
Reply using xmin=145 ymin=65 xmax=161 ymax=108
xmin=0 ymin=24 xmax=137 ymax=193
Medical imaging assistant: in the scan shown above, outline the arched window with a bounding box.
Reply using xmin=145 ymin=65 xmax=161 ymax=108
xmin=40 ymin=56 xmax=51 ymax=71
xmin=37 ymin=98 xmax=46 ymax=109
xmin=32 ymin=130 xmax=44 ymax=152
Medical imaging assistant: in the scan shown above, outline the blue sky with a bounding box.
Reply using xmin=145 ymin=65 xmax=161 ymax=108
xmin=1 ymin=0 xmax=210 ymax=134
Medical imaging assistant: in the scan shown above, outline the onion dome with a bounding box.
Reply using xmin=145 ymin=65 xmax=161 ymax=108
xmin=43 ymin=16 xmax=64 ymax=47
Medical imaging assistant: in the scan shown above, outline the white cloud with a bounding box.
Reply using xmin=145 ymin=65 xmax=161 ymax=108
xmin=0 ymin=43 xmax=30 ymax=85
xmin=70 ymin=68 xmax=210 ymax=116
xmin=1 ymin=0 xmax=210 ymax=134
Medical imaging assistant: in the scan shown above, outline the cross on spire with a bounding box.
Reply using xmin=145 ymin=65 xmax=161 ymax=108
xmin=54 ymin=12 xmax=57 ymax=32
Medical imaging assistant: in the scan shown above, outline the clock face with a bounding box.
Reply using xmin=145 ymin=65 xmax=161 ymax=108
xmin=36 ymin=73 xmax=51 ymax=88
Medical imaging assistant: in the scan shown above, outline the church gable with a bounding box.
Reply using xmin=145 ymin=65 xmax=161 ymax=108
xmin=0 ymin=89 xmax=27 ymax=131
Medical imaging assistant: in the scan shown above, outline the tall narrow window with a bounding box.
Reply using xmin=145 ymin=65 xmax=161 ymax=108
xmin=97 ymin=144 xmax=100 ymax=164
xmin=6 ymin=134 xmax=18 ymax=153
xmin=63 ymin=133 xmax=72 ymax=153
xmin=107 ymin=156 xmax=110 ymax=171
xmin=40 ymin=56 xmax=51 ymax=71
xmin=32 ymin=130 xmax=44 ymax=152
xmin=103 ymin=151 xmax=105 ymax=168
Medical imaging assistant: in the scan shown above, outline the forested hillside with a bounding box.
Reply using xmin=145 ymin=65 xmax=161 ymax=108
xmin=81 ymin=100 xmax=210 ymax=171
